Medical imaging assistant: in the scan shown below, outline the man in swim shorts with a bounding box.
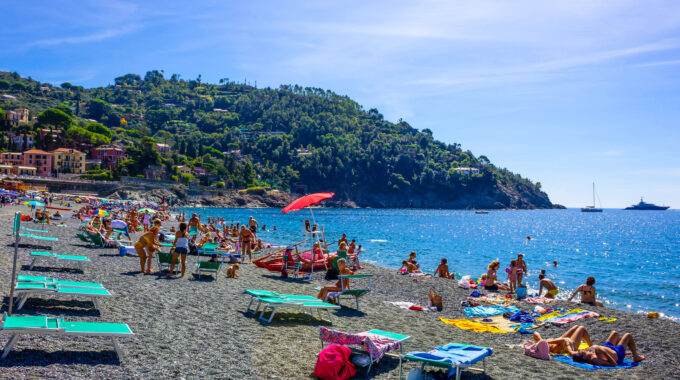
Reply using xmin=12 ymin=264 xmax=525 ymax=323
xmin=248 ymin=216 xmax=258 ymax=236
xmin=572 ymin=330 xmax=645 ymax=366
xmin=538 ymin=274 xmax=559 ymax=298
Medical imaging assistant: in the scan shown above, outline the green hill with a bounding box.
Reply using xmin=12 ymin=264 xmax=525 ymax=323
xmin=0 ymin=70 xmax=555 ymax=209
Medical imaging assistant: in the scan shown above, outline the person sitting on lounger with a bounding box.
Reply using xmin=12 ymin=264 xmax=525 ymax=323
xmin=571 ymin=330 xmax=645 ymax=366
xmin=538 ymin=274 xmax=559 ymax=298
xmin=532 ymin=325 xmax=593 ymax=355
xmin=317 ymin=258 xmax=352 ymax=303
xmin=567 ymin=276 xmax=603 ymax=307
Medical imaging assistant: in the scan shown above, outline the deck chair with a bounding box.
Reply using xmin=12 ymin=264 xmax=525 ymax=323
xmin=29 ymin=251 xmax=90 ymax=271
xmin=17 ymin=275 xmax=104 ymax=289
xmin=319 ymin=326 xmax=410 ymax=373
xmin=20 ymin=227 xmax=48 ymax=233
xmin=188 ymin=226 xmax=199 ymax=236
xmin=13 ymin=283 xmax=112 ymax=312
xmin=244 ymin=290 xmax=322 ymax=314
xmin=0 ymin=314 xmax=133 ymax=360
xmin=198 ymin=242 xmax=219 ymax=254
xmin=254 ymin=296 xmax=340 ymax=324
xmin=19 ymin=233 xmax=58 ymax=242
xmin=329 ymin=274 xmax=373 ymax=311
xmin=196 ymin=261 xmax=221 ymax=279
xmin=76 ymin=232 xmax=91 ymax=243
xmin=85 ymin=231 xmax=105 ymax=247
xmin=401 ymin=343 xmax=493 ymax=380
xmin=157 ymin=252 xmax=179 ymax=275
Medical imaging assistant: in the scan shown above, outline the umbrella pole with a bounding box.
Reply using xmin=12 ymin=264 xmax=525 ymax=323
xmin=8 ymin=212 xmax=20 ymax=315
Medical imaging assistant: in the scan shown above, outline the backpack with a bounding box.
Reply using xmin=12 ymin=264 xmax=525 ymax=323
xmin=314 ymin=344 xmax=356 ymax=380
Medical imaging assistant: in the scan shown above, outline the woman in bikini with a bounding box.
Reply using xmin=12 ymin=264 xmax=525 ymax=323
xmin=533 ymin=325 xmax=593 ymax=355
xmin=317 ymin=259 xmax=352 ymax=303
xmin=485 ymin=261 xmax=512 ymax=291
xmin=568 ymin=276 xmax=603 ymax=306
xmin=134 ymin=219 xmax=162 ymax=274
xmin=572 ymin=330 xmax=645 ymax=366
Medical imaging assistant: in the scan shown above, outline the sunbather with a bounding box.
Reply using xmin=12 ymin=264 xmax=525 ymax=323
xmin=317 ymin=258 xmax=352 ymax=303
xmin=485 ymin=261 xmax=511 ymax=291
xmin=567 ymin=276 xmax=603 ymax=307
xmin=571 ymin=330 xmax=645 ymax=366
xmin=532 ymin=325 xmax=593 ymax=355
xmin=434 ymin=258 xmax=454 ymax=279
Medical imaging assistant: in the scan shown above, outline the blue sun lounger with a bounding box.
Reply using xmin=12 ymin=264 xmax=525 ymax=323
xmin=13 ymin=283 xmax=112 ymax=312
xmin=28 ymin=251 xmax=90 ymax=271
xmin=17 ymin=275 xmax=105 ymax=289
xmin=19 ymin=233 xmax=58 ymax=242
xmin=401 ymin=343 xmax=493 ymax=380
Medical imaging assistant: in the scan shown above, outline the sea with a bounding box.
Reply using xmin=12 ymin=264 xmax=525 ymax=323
xmin=183 ymin=207 xmax=680 ymax=321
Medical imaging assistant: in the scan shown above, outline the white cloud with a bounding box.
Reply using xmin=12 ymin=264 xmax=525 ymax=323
xmin=27 ymin=26 xmax=137 ymax=47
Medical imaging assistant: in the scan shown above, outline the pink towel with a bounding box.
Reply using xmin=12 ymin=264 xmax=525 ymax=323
xmin=524 ymin=340 xmax=550 ymax=360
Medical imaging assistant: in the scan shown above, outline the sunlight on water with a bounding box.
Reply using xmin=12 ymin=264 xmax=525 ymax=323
xmin=186 ymin=207 xmax=680 ymax=321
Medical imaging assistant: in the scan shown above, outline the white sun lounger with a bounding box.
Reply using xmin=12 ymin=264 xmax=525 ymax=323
xmin=13 ymin=283 xmax=112 ymax=312
xmin=28 ymin=251 xmax=90 ymax=271
xmin=0 ymin=314 xmax=133 ymax=360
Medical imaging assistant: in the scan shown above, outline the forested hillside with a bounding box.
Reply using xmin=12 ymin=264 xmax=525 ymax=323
xmin=0 ymin=70 xmax=555 ymax=209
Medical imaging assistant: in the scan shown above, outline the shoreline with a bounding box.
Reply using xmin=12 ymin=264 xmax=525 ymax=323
xmin=0 ymin=205 xmax=677 ymax=379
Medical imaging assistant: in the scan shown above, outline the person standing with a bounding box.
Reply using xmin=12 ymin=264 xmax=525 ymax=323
xmin=168 ymin=222 xmax=189 ymax=277
xmin=516 ymin=253 xmax=528 ymax=284
xmin=248 ymin=216 xmax=258 ymax=237
xmin=239 ymin=225 xmax=254 ymax=263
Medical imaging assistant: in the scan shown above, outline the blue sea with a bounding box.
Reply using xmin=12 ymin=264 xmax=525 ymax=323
xmin=184 ymin=207 xmax=680 ymax=321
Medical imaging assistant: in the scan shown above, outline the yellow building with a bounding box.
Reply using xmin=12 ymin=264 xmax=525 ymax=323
xmin=51 ymin=148 xmax=86 ymax=174
xmin=176 ymin=165 xmax=192 ymax=178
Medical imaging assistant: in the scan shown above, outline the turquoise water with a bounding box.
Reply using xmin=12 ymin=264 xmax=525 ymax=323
xmin=184 ymin=207 xmax=680 ymax=321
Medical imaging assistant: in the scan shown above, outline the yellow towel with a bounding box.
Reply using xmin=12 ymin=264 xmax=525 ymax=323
xmin=439 ymin=318 xmax=507 ymax=334
xmin=536 ymin=308 xmax=585 ymax=321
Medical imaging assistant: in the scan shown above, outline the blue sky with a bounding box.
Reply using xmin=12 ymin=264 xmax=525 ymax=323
xmin=2 ymin=0 xmax=680 ymax=207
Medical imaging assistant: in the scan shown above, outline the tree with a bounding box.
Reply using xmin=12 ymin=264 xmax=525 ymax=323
xmin=85 ymin=122 xmax=112 ymax=138
xmin=0 ymin=80 xmax=9 ymax=90
xmin=60 ymin=82 xmax=73 ymax=89
xmin=11 ymin=82 xmax=27 ymax=92
xmin=37 ymin=108 xmax=72 ymax=129
xmin=114 ymin=74 xmax=142 ymax=86
xmin=85 ymin=99 xmax=111 ymax=120
xmin=56 ymin=104 xmax=73 ymax=116
xmin=0 ymin=108 xmax=5 ymax=122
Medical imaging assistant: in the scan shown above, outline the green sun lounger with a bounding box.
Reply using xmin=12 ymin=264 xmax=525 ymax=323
xmin=157 ymin=252 xmax=179 ymax=275
xmin=255 ymin=296 xmax=340 ymax=324
xmin=13 ymin=283 xmax=112 ymax=312
xmin=29 ymin=251 xmax=90 ymax=271
xmin=17 ymin=275 xmax=105 ymax=289
xmin=19 ymin=233 xmax=58 ymax=242
xmin=0 ymin=314 xmax=133 ymax=361
xmin=330 ymin=274 xmax=373 ymax=311
xmin=20 ymin=227 xmax=48 ymax=233
xmin=244 ymin=290 xmax=323 ymax=314
xmin=196 ymin=261 xmax=222 ymax=278
xmin=319 ymin=327 xmax=411 ymax=373
xmin=85 ymin=231 xmax=105 ymax=247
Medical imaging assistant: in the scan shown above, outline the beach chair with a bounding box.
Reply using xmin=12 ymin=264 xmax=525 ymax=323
xmin=28 ymin=251 xmax=90 ymax=272
xmin=401 ymin=343 xmax=493 ymax=380
xmin=85 ymin=231 xmax=106 ymax=247
xmin=188 ymin=226 xmax=199 ymax=236
xmin=319 ymin=326 xmax=410 ymax=373
xmin=244 ymin=290 xmax=322 ymax=314
xmin=13 ymin=283 xmax=112 ymax=312
xmin=329 ymin=274 xmax=373 ymax=311
xmin=196 ymin=261 xmax=222 ymax=279
xmin=157 ymin=252 xmax=179 ymax=275
xmin=0 ymin=314 xmax=133 ymax=361
xmin=198 ymin=242 xmax=219 ymax=255
xmin=17 ymin=275 xmax=104 ymax=289
xmin=20 ymin=227 xmax=48 ymax=233
xmin=19 ymin=233 xmax=58 ymax=242
xmin=76 ymin=232 xmax=91 ymax=243
xmin=255 ymin=296 xmax=340 ymax=324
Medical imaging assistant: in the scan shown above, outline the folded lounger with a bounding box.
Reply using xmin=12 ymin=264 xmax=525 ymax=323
xmin=330 ymin=274 xmax=373 ymax=311
xmin=243 ymin=292 xmax=339 ymax=324
xmin=28 ymin=251 xmax=90 ymax=271
xmin=402 ymin=343 xmax=493 ymax=380
xmin=19 ymin=233 xmax=58 ymax=242
xmin=20 ymin=227 xmax=48 ymax=233
xmin=17 ymin=275 xmax=105 ymax=289
xmin=13 ymin=283 xmax=112 ymax=312
xmin=0 ymin=314 xmax=133 ymax=360
xmin=319 ymin=326 xmax=410 ymax=373
xmin=244 ymin=289 xmax=322 ymax=314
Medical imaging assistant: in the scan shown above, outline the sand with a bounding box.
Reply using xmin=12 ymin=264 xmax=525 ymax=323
xmin=0 ymin=205 xmax=677 ymax=380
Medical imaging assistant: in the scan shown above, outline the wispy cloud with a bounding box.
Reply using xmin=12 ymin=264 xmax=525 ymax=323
xmin=27 ymin=26 xmax=138 ymax=47
xmin=634 ymin=59 xmax=680 ymax=67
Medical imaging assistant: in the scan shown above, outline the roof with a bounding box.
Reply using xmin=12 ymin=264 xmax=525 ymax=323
xmin=51 ymin=148 xmax=84 ymax=154
xmin=23 ymin=149 xmax=51 ymax=155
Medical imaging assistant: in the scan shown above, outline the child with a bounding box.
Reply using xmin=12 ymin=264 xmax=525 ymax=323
xmin=226 ymin=263 xmax=240 ymax=278
xmin=434 ymin=258 xmax=454 ymax=279
xmin=506 ymin=260 xmax=518 ymax=292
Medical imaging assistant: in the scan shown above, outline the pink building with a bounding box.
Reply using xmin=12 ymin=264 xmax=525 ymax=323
xmin=22 ymin=149 xmax=53 ymax=177
xmin=0 ymin=152 xmax=23 ymax=166
xmin=91 ymin=144 xmax=128 ymax=169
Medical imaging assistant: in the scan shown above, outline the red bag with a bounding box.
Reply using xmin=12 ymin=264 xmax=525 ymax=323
xmin=314 ymin=344 xmax=356 ymax=380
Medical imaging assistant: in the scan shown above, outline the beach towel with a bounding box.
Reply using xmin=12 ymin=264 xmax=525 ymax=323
xmin=469 ymin=293 xmax=519 ymax=307
xmin=524 ymin=340 xmax=550 ymax=360
xmin=544 ymin=310 xmax=599 ymax=325
xmin=463 ymin=305 xmax=520 ymax=318
xmin=553 ymin=355 xmax=642 ymax=370
xmin=319 ymin=327 xmax=402 ymax=360
xmin=439 ymin=318 xmax=507 ymax=333
xmin=387 ymin=301 xmax=422 ymax=311
xmin=314 ymin=344 xmax=356 ymax=380
xmin=524 ymin=296 xmax=557 ymax=304
xmin=473 ymin=315 xmax=527 ymax=333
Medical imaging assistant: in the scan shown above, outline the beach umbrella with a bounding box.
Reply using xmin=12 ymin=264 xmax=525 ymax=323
xmin=281 ymin=192 xmax=335 ymax=213
xmin=138 ymin=208 xmax=157 ymax=214
xmin=24 ymin=200 xmax=45 ymax=207
xmin=91 ymin=209 xmax=109 ymax=217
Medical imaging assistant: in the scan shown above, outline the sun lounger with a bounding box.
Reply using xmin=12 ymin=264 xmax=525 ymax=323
xmin=157 ymin=252 xmax=179 ymax=275
xmin=19 ymin=233 xmax=57 ymax=242
xmin=319 ymin=326 xmax=410 ymax=373
xmin=17 ymin=275 xmax=105 ymax=289
xmin=329 ymin=274 xmax=373 ymax=311
xmin=0 ymin=314 xmax=133 ymax=360
xmin=198 ymin=242 xmax=219 ymax=254
xmin=76 ymin=232 xmax=91 ymax=243
xmin=196 ymin=261 xmax=221 ymax=278
xmin=244 ymin=289 xmax=322 ymax=314
xmin=28 ymin=251 xmax=90 ymax=271
xmin=188 ymin=226 xmax=199 ymax=236
xmin=401 ymin=343 xmax=493 ymax=380
xmin=254 ymin=296 xmax=340 ymax=323
xmin=13 ymin=283 xmax=112 ymax=312
xmin=85 ymin=230 xmax=106 ymax=247
xmin=20 ymin=227 xmax=48 ymax=233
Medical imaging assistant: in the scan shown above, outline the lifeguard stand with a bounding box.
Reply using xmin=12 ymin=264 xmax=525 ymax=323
xmin=299 ymin=219 xmax=327 ymax=280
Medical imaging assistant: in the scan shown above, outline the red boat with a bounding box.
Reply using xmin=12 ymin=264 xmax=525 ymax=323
xmin=46 ymin=206 xmax=71 ymax=211
xmin=255 ymin=251 xmax=337 ymax=272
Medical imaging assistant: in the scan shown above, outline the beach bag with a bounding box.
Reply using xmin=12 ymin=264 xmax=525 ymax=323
xmin=458 ymin=275 xmax=471 ymax=289
xmin=516 ymin=285 xmax=527 ymax=300
xmin=314 ymin=344 xmax=356 ymax=380
xmin=428 ymin=289 xmax=443 ymax=311
xmin=524 ymin=340 xmax=550 ymax=360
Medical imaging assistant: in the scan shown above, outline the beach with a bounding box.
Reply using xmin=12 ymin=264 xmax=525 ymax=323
xmin=0 ymin=205 xmax=678 ymax=380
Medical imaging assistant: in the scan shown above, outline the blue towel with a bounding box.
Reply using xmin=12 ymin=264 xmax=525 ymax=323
xmin=407 ymin=343 xmax=493 ymax=366
xmin=553 ymin=355 xmax=642 ymax=370
xmin=463 ymin=305 xmax=520 ymax=318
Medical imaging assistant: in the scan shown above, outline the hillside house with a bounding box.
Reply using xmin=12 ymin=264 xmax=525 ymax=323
xmin=22 ymin=149 xmax=53 ymax=177
xmin=91 ymin=144 xmax=127 ymax=169
xmin=454 ymin=167 xmax=480 ymax=175
xmin=12 ymin=134 xmax=34 ymax=150
xmin=52 ymin=148 xmax=86 ymax=174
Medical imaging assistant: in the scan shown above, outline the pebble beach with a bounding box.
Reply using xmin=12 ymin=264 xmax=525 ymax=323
xmin=0 ymin=205 xmax=678 ymax=380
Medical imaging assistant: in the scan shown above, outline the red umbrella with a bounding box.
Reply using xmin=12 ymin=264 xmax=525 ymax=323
xmin=281 ymin=192 xmax=335 ymax=213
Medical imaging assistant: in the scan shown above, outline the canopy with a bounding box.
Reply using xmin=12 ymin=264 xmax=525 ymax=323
xmin=91 ymin=209 xmax=109 ymax=217
xmin=281 ymin=192 xmax=334 ymax=213
xmin=138 ymin=208 xmax=157 ymax=214
xmin=24 ymin=201 xmax=44 ymax=207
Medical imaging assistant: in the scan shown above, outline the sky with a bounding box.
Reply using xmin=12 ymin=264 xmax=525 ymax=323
xmin=1 ymin=0 xmax=680 ymax=207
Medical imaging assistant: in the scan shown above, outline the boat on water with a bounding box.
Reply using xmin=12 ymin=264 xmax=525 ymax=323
xmin=475 ymin=211 xmax=489 ymax=214
xmin=624 ymin=197 xmax=670 ymax=210
xmin=581 ymin=182 xmax=603 ymax=212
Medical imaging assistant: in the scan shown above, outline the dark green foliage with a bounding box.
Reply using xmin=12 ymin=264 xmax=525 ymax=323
xmin=37 ymin=108 xmax=72 ymax=129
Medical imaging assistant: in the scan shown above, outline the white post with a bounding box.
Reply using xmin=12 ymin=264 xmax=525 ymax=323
xmin=8 ymin=212 xmax=20 ymax=315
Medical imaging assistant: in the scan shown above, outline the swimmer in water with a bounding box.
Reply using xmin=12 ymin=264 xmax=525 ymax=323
xmin=553 ymin=260 xmax=558 ymax=267
xmin=526 ymin=236 xmax=532 ymax=241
